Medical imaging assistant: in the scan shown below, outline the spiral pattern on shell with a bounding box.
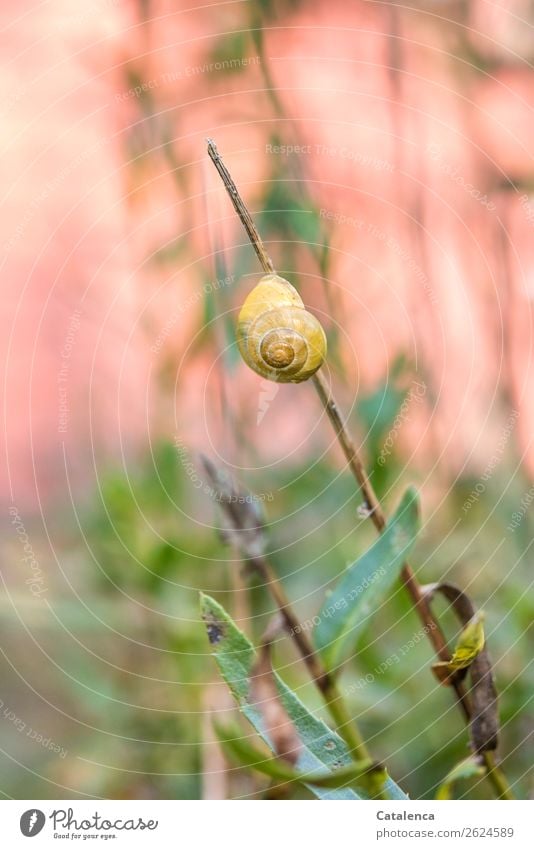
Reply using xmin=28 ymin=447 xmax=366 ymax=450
xmin=236 ymin=274 xmax=327 ymax=383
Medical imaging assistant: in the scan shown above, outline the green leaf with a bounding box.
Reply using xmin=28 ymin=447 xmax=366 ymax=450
xmin=436 ymin=756 xmax=485 ymax=800
xmin=384 ymin=774 xmax=410 ymax=800
xmin=215 ymin=724 xmax=383 ymax=788
xmin=200 ymin=593 xmax=362 ymax=799
xmin=201 ymin=594 xmax=408 ymax=800
xmin=260 ymin=183 xmax=321 ymax=245
xmin=314 ymin=487 xmax=421 ymax=670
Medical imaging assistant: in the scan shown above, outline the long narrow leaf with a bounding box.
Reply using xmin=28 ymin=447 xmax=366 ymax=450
xmin=201 ymin=593 xmax=407 ymax=800
xmin=201 ymin=593 xmax=359 ymax=799
xmin=314 ymin=487 xmax=421 ymax=670
xmin=216 ymin=725 xmax=383 ymax=788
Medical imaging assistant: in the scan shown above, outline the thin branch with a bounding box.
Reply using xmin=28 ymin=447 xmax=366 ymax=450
xmin=200 ymin=455 xmax=385 ymax=797
xmin=311 ymin=370 xmax=472 ymax=719
xmin=249 ymin=553 xmax=373 ymax=763
xmin=482 ymin=752 xmax=515 ymax=801
xmin=207 ymin=139 xmax=274 ymax=275
xmin=206 ymin=139 xmax=515 ymax=801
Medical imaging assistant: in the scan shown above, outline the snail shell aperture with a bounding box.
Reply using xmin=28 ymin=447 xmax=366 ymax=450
xmin=236 ymin=274 xmax=327 ymax=383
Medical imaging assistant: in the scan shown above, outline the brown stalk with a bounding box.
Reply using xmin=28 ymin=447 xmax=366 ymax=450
xmin=202 ymin=456 xmax=369 ymax=760
xmin=206 ymin=139 xmax=514 ymax=800
xmin=200 ymin=455 xmax=384 ymax=797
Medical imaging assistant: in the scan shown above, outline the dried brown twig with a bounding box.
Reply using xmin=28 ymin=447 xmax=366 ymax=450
xmin=200 ymin=455 xmax=385 ymax=798
xmin=206 ymin=139 xmax=514 ymax=800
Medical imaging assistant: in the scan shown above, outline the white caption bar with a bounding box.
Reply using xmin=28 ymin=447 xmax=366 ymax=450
xmin=1 ymin=800 xmax=531 ymax=848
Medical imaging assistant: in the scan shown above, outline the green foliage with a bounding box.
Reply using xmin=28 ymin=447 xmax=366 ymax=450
xmin=260 ymin=180 xmax=322 ymax=246
xmin=216 ymin=724 xmax=379 ymax=789
xmin=208 ymin=32 xmax=250 ymax=72
xmin=200 ymin=593 xmax=363 ymax=799
xmin=314 ymin=488 xmax=421 ymax=670
xmin=436 ymin=757 xmax=486 ymax=800
xmin=201 ymin=594 xmax=409 ymax=800
xmin=2 ymin=429 xmax=531 ymax=799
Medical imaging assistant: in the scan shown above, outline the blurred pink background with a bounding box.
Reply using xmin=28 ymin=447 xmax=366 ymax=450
xmin=2 ymin=0 xmax=534 ymax=510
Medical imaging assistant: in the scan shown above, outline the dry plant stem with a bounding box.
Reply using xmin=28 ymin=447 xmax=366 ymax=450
xmin=201 ymin=460 xmax=373 ymax=778
xmin=312 ymin=374 xmax=472 ymax=716
xmin=313 ymin=341 xmax=514 ymax=800
xmin=249 ymin=555 xmax=368 ymax=761
xmin=207 ymin=139 xmax=275 ymax=275
xmin=250 ymin=553 xmax=386 ymax=798
xmin=482 ymin=752 xmax=514 ymax=801
xmin=206 ymin=140 xmax=372 ymax=773
xmin=206 ymin=139 xmax=514 ymax=801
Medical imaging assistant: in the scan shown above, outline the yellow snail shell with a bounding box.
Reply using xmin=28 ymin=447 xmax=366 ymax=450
xmin=236 ymin=274 xmax=327 ymax=383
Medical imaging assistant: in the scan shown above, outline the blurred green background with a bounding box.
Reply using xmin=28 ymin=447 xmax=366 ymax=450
xmin=2 ymin=402 xmax=532 ymax=799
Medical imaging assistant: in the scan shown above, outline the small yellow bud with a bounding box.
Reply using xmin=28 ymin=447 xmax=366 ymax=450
xmin=433 ymin=611 xmax=485 ymax=677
